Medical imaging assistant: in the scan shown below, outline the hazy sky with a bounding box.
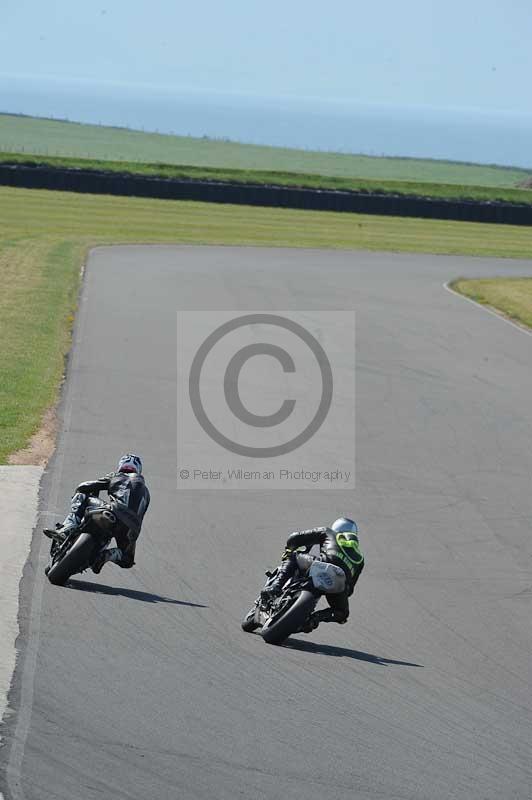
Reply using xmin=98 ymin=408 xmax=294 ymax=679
xmin=2 ymin=0 xmax=531 ymax=114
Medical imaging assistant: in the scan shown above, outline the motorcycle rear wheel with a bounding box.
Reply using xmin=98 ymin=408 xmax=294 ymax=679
xmin=46 ymin=533 xmax=97 ymax=586
xmin=261 ymin=590 xmax=317 ymax=645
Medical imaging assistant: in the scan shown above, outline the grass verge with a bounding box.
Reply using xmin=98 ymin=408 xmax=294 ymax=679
xmin=2 ymin=151 xmax=532 ymax=206
xmin=1 ymin=184 xmax=532 ymax=463
xmin=450 ymin=278 xmax=532 ymax=330
xmin=1 ymin=112 xmax=531 ymax=188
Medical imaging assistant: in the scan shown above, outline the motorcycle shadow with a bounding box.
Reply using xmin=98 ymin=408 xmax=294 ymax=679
xmin=284 ymin=637 xmax=423 ymax=667
xmin=68 ymin=579 xmax=208 ymax=607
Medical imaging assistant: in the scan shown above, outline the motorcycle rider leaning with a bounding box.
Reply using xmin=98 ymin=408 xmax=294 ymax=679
xmin=44 ymin=453 xmax=150 ymax=574
xmin=262 ymin=517 xmax=364 ymax=628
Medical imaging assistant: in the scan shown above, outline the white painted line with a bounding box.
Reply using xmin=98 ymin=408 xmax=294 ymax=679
xmin=0 ymin=467 xmax=43 ymax=738
xmin=443 ymin=281 xmax=532 ymax=338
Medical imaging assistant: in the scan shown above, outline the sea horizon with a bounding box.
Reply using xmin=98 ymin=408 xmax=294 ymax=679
xmin=1 ymin=74 xmax=531 ymax=169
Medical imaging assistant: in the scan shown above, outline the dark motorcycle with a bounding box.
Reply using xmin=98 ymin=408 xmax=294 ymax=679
xmin=45 ymin=499 xmax=118 ymax=586
xmin=242 ymin=550 xmax=346 ymax=645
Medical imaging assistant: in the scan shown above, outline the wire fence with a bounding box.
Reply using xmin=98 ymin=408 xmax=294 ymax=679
xmin=0 ymin=143 xmax=141 ymax=161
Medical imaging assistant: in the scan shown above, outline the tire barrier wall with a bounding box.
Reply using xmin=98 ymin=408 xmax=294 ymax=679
xmin=1 ymin=164 xmax=531 ymax=226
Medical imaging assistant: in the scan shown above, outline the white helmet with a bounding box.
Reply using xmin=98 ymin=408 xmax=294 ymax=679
xmin=117 ymin=453 xmax=143 ymax=475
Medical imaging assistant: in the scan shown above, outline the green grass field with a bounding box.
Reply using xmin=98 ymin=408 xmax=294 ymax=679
xmin=1 ymin=184 xmax=532 ymax=463
xmin=1 ymin=113 xmax=531 ymax=188
xmin=451 ymin=278 xmax=532 ymax=329
xmin=3 ymin=151 xmax=532 ymax=206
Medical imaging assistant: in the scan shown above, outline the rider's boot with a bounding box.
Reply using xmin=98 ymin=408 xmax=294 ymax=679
xmin=301 ymin=608 xmax=337 ymax=633
xmin=43 ymin=514 xmax=81 ymax=543
xmin=43 ymin=492 xmax=87 ymax=542
xmin=92 ymin=547 xmax=123 ymax=575
xmin=261 ymin=557 xmax=296 ymax=601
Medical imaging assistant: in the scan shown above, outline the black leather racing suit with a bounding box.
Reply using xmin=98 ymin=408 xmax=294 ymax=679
xmin=273 ymin=527 xmax=364 ymax=622
xmin=69 ymin=472 xmax=150 ymax=568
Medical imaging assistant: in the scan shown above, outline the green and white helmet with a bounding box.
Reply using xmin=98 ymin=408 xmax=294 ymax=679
xmin=331 ymin=517 xmax=362 ymax=570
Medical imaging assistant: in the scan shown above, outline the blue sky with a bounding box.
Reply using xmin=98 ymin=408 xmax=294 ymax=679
xmin=2 ymin=0 xmax=531 ymax=114
xmin=1 ymin=2 xmax=531 ymax=165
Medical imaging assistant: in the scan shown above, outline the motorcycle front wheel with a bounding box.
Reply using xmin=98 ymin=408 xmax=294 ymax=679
xmin=241 ymin=605 xmax=261 ymax=633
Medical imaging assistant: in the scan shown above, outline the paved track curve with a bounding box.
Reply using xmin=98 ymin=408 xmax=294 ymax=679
xmin=2 ymin=246 xmax=532 ymax=800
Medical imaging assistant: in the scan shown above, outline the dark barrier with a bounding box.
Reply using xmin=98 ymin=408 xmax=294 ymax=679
xmin=1 ymin=163 xmax=531 ymax=226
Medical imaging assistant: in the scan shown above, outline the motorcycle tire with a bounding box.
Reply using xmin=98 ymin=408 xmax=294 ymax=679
xmin=261 ymin=590 xmax=317 ymax=645
xmin=241 ymin=605 xmax=260 ymax=632
xmin=46 ymin=533 xmax=97 ymax=586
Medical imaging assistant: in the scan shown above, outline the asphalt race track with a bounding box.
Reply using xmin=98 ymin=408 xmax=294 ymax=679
xmin=2 ymin=246 xmax=532 ymax=800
